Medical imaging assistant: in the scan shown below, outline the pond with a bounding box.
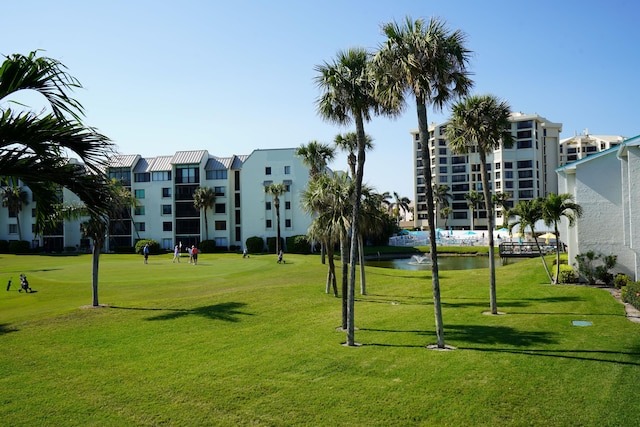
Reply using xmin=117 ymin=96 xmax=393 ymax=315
xmin=365 ymin=255 xmax=524 ymax=271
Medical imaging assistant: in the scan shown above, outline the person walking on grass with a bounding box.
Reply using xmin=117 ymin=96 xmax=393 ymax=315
xmin=172 ymin=245 xmax=180 ymax=263
xmin=143 ymin=244 xmax=150 ymax=264
xmin=191 ymin=245 xmax=199 ymax=265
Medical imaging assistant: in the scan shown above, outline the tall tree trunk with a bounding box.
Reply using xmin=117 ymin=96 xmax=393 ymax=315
xmin=417 ymin=97 xmax=445 ymax=349
xmin=326 ymin=242 xmax=338 ymax=296
xmin=91 ymin=239 xmax=102 ymax=307
xmin=554 ymin=223 xmax=561 ymax=284
xmin=275 ymin=200 xmax=281 ymax=254
xmin=340 ymin=234 xmax=349 ymax=330
xmin=358 ymin=234 xmax=366 ymax=295
xmin=480 ymin=152 xmax=497 ymax=314
xmin=203 ymin=207 xmax=209 ymax=240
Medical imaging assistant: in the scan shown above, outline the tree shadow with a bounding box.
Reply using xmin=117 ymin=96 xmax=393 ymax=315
xmin=110 ymin=302 xmax=252 ymax=322
xmin=444 ymin=324 xmax=558 ymax=346
xmin=0 ymin=323 xmax=18 ymax=335
xmin=460 ymin=346 xmax=640 ymax=366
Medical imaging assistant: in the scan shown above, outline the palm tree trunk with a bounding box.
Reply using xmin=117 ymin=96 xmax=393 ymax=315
xmin=480 ymin=152 xmax=497 ymax=314
xmin=554 ymin=223 xmax=561 ymax=284
xmin=275 ymin=201 xmax=281 ymax=254
xmin=91 ymin=240 xmax=101 ymax=307
xmin=358 ymin=234 xmax=366 ymax=295
xmin=203 ymin=207 xmax=209 ymax=240
xmin=417 ymin=97 xmax=445 ymax=349
xmin=16 ymin=213 xmax=23 ymax=241
xmin=340 ymin=235 xmax=348 ymax=330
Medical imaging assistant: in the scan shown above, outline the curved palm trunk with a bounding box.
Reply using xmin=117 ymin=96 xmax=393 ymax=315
xmin=275 ymin=199 xmax=281 ymax=254
xmin=346 ymin=114 xmax=366 ymax=346
xmin=418 ymin=99 xmax=445 ymax=348
xmin=553 ymin=222 xmax=561 ymax=284
xmin=16 ymin=212 xmax=23 ymax=241
xmin=358 ymin=234 xmax=366 ymax=295
xmin=203 ymin=207 xmax=209 ymax=240
xmin=479 ymin=152 xmax=497 ymax=314
xmin=530 ymin=226 xmax=553 ymax=283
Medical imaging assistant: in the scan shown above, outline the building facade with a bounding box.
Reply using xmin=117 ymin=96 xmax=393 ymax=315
xmin=0 ymin=148 xmax=312 ymax=252
xmin=412 ymin=112 xmax=562 ymax=231
xmin=559 ymin=130 xmax=625 ymax=165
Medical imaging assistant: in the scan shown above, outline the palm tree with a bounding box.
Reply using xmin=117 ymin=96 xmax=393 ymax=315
xmin=389 ymin=191 xmax=411 ymax=226
xmin=447 ymin=94 xmax=513 ymax=315
xmin=509 ymin=198 xmax=553 ymax=283
xmin=433 ymin=184 xmax=452 ymax=209
xmin=463 ymin=190 xmax=484 ymax=231
xmin=357 ymin=188 xmax=389 ymax=295
xmin=315 ymin=47 xmax=399 ymax=346
xmin=1 ymin=184 xmax=28 ymax=241
xmin=295 ymin=140 xmax=336 ymax=178
xmin=541 ymin=193 xmax=583 ymax=284
xmin=0 ymin=51 xmax=116 ymax=231
xmin=264 ymin=182 xmax=288 ymax=255
xmin=334 ymin=132 xmax=374 ymax=178
xmin=375 ymin=16 xmax=473 ymax=348
xmin=193 ymin=187 xmax=216 ymax=241
xmin=492 ymin=191 xmax=512 ymax=228
xmin=440 ymin=206 xmax=453 ymax=228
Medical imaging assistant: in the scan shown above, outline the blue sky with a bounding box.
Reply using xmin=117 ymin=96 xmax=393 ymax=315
xmin=3 ymin=0 xmax=639 ymax=198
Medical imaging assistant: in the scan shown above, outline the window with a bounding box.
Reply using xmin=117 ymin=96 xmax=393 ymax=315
xmin=504 ymin=162 xmax=513 ymax=169
xmin=265 ymin=201 xmax=272 ymax=210
xmin=8 ymin=210 xmax=16 ymax=218
xmin=517 ymin=140 xmax=532 ymax=149
xmin=452 ymin=165 xmax=465 ymax=173
xmin=505 ymin=171 xmax=513 ymax=179
xmin=495 ymin=162 xmax=501 ymax=170
xmin=163 ymin=222 xmax=172 ymax=231
xmin=285 ymin=201 xmax=291 ymax=210
xmin=517 ymin=120 xmax=532 ymax=129
xmin=9 ymin=224 xmax=17 ymax=234
xmin=284 ymin=165 xmax=291 ymax=174
xmin=505 ymin=181 xmax=514 ymax=189
xmin=495 ymin=171 xmax=500 ymax=180
xmin=135 ymin=222 xmax=146 ymax=232
xmin=215 ymin=221 xmax=226 ymax=230
xmin=518 ymin=190 xmax=534 ymax=199
xmin=162 ymin=187 xmax=171 ymax=198
xmin=439 ymin=176 xmax=448 ymax=183
xmin=517 ymin=130 xmax=532 ymax=139
xmin=108 ymin=168 xmax=131 ymax=185
xmin=439 ymin=157 xmax=448 ymax=164
xmin=206 ymin=170 xmax=227 ymax=180
xmin=134 ymin=206 xmax=145 ymax=215
xmin=215 ymin=203 xmax=225 ymax=214
xmin=439 ymin=148 xmax=447 ymax=155
xmin=214 ymin=186 xmax=225 ymax=196
xmin=175 ymin=166 xmax=199 ymax=184
xmin=283 ymin=180 xmax=292 ymax=192
xmin=519 ymin=180 xmax=534 ymax=188
xmin=265 ymin=167 xmax=271 ymax=175
xmin=439 ymin=166 xmax=448 ymax=174
xmin=152 ymin=171 xmax=171 ymax=181
xmin=135 ymin=189 xmax=145 ymax=199
xmin=518 ymin=170 xmax=533 ymax=178
xmin=285 ymin=219 xmax=291 ymax=227
xmin=162 ymin=204 xmax=172 ymax=215
xmin=234 ymin=193 xmax=240 ymax=208
xmin=134 ymin=173 xmax=150 ymax=182
xmin=517 ymin=160 xmax=532 ymax=168
xmin=263 ymin=180 xmax=272 ymax=187
xmin=266 ymin=219 xmax=272 ymax=228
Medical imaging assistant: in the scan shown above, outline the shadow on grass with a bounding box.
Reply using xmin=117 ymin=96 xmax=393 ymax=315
xmin=110 ymin=302 xmax=252 ymax=322
xmin=460 ymin=346 xmax=640 ymax=366
xmin=0 ymin=323 xmax=19 ymax=335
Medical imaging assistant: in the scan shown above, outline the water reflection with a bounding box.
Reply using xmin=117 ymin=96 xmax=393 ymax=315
xmin=366 ymin=256 xmax=523 ymax=271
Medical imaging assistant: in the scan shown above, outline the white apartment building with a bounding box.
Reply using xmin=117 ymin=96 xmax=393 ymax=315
xmin=0 ymin=148 xmax=313 ymax=252
xmin=559 ymin=130 xmax=625 ymax=165
xmin=412 ymin=112 xmax=562 ymax=231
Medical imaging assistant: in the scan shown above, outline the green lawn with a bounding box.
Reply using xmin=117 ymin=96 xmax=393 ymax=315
xmin=1 ymin=252 xmax=639 ymax=426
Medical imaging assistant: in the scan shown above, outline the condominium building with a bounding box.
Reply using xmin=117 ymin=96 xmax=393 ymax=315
xmin=559 ymin=130 xmax=625 ymax=165
xmin=0 ymin=148 xmax=313 ymax=252
xmin=412 ymin=112 xmax=562 ymax=231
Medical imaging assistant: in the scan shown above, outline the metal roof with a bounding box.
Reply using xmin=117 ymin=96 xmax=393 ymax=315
xmin=133 ymin=157 xmax=151 ymax=173
xmin=231 ymin=154 xmax=248 ymax=169
xmin=108 ymin=154 xmax=139 ymax=168
xmin=148 ymin=156 xmax=173 ymax=171
xmin=171 ymin=150 xmax=208 ymax=165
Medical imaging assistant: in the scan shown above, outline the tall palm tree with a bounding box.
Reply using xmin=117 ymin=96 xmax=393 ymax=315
xmin=376 ymin=16 xmax=473 ymax=348
xmin=315 ymin=47 xmax=399 ymax=346
xmin=492 ymin=191 xmax=512 ymax=228
xmin=433 ymin=184 xmax=452 ymax=228
xmin=357 ymin=188 xmax=389 ymax=295
xmin=334 ymin=132 xmax=374 ymax=178
xmin=447 ymin=94 xmax=513 ymax=315
xmin=541 ymin=193 xmax=583 ymax=284
xmin=193 ymin=186 xmax=217 ymax=241
xmin=389 ymin=191 xmax=411 ymax=226
xmin=440 ymin=206 xmax=453 ymax=228
xmin=295 ymin=140 xmax=336 ymax=178
xmin=463 ymin=190 xmax=484 ymax=231
xmin=509 ymin=198 xmax=553 ymax=282
xmin=0 ymin=51 xmax=116 ymax=231
xmin=1 ymin=184 xmax=28 ymax=241
xmin=264 ymin=182 xmax=288 ymax=255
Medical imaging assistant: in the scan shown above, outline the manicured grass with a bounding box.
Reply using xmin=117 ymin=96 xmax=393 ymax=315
xmin=1 ymin=252 xmax=639 ymax=426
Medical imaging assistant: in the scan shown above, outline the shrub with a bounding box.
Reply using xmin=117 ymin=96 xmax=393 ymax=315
xmin=557 ymin=265 xmax=578 ymax=284
xmin=199 ymin=240 xmax=217 ymax=253
xmin=621 ymin=281 xmax=640 ymax=311
xmin=286 ymin=235 xmax=312 ymax=254
xmin=574 ymin=251 xmax=617 ymax=285
xmin=246 ymin=236 xmax=265 ymax=253
xmin=614 ymin=273 xmax=631 ymax=290
xmin=134 ymin=239 xmax=160 ymax=255
xmin=0 ymin=240 xmax=9 ymax=253
xmin=8 ymin=240 xmax=31 ymax=254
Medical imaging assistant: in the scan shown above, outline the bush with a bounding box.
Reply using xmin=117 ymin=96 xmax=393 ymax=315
xmin=245 ymin=236 xmax=265 ymax=253
xmin=199 ymin=240 xmax=217 ymax=253
xmin=621 ymin=281 xmax=640 ymax=311
xmin=266 ymin=237 xmax=284 ymax=254
xmin=286 ymin=235 xmax=312 ymax=254
xmin=614 ymin=273 xmax=631 ymax=290
xmin=0 ymin=240 xmax=9 ymax=253
xmin=574 ymin=251 xmax=617 ymax=285
xmin=134 ymin=239 xmax=160 ymax=255
xmin=8 ymin=240 xmax=31 ymax=254
xmin=557 ymin=265 xmax=578 ymax=284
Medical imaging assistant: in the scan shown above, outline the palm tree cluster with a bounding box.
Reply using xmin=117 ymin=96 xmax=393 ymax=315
xmin=314 ymin=16 xmax=474 ymax=347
